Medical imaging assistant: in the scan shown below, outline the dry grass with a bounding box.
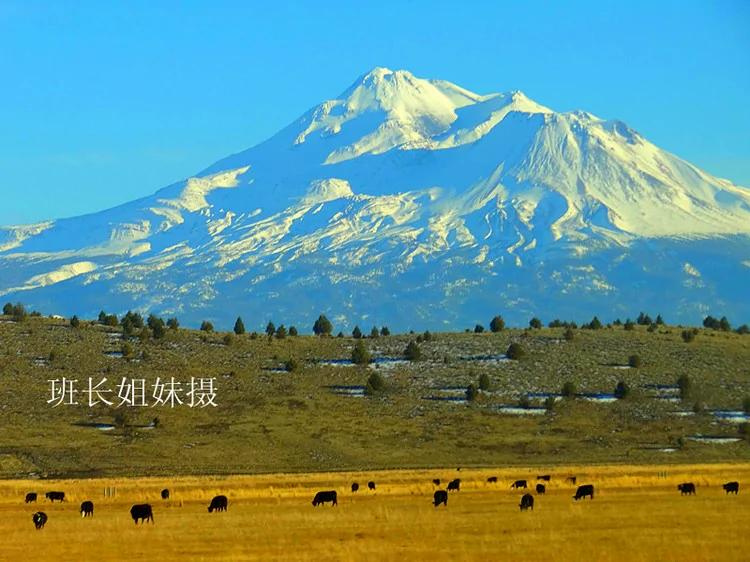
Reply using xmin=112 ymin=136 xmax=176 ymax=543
xmin=1 ymin=463 xmax=748 ymax=561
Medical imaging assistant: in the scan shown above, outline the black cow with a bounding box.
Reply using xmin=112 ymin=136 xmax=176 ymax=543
xmin=368 ymin=481 xmax=376 ymax=491
xmin=511 ymin=480 xmax=527 ymax=489
xmin=519 ymin=493 xmax=534 ymax=511
xmin=447 ymin=479 xmax=461 ymax=492
xmin=536 ymin=484 xmax=546 ymax=494
xmin=312 ymin=491 xmax=337 ymax=507
xmin=351 ymin=483 xmax=359 ymax=493
xmin=567 ymin=476 xmax=577 ymax=485
xmin=25 ymin=492 xmax=37 ymax=503
xmin=161 ymin=489 xmax=170 ymax=500
xmin=32 ymin=512 xmax=47 ymax=530
xmin=130 ymin=504 xmax=154 ymax=524
xmin=723 ymin=481 xmax=739 ymax=495
xmin=45 ymin=491 xmax=65 ymax=502
xmin=678 ymin=483 xmax=696 ymax=496
xmin=80 ymin=501 xmax=94 ymax=518
xmin=208 ymin=495 xmax=228 ymax=513
xmin=433 ymin=490 xmax=448 ymax=507
xmin=432 ymin=479 xmax=441 ymax=486
xmin=537 ymin=475 xmax=551 ymax=481
xmin=487 ymin=476 xmax=498 ymax=483
xmin=573 ymin=484 xmax=594 ymax=500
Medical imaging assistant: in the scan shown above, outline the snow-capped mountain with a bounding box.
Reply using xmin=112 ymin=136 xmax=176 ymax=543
xmin=1 ymin=67 xmax=749 ymax=330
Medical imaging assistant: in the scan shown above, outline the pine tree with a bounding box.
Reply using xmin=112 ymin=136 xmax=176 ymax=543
xmin=529 ymin=317 xmax=542 ymax=329
xmin=489 ymin=315 xmax=505 ymax=332
xmin=404 ymin=341 xmax=422 ymax=361
xmin=352 ymin=326 xmax=362 ymax=339
xmin=351 ymin=340 xmax=371 ymax=365
xmin=70 ymin=315 xmax=81 ymax=328
xmin=313 ymin=314 xmax=333 ymax=336
xmin=234 ymin=317 xmax=246 ymax=335
xmin=265 ymin=322 xmax=276 ymax=337
xmin=200 ymin=320 xmax=214 ymax=332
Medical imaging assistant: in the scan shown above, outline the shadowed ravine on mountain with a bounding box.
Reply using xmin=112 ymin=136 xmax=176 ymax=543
xmin=1 ymin=67 xmax=749 ymax=330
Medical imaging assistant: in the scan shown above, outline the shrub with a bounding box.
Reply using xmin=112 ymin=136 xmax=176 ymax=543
xmin=351 ymin=340 xmax=371 ymax=365
xmin=200 ymin=320 xmax=214 ymax=333
xmin=623 ymin=320 xmax=635 ymax=331
xmin=506 ymin=343 xmax=525 ymax=360
xmin=70 ymin=315 xmax=81 ymax=328
xmin=276 ymin=325 xmax=287 ymax=339
xmin=474 ymin=324 xmax=485 ymax=334
xmin=289 ymin=326 xmax=298 ymax=337
xmin=563 ymin=327 xmax=575 ymax=341
xmin=223 ymin=333 xmax=234 ymax=346
xmin=167 ymin=318 xmax=179 ymax=331
xmin=234 ymin=317 xmax=245 ymax=335
xmin=736 ymin=324 xmax=750 ymax=335
xmin=647 ymin=323 xmax=657 ymax=333
xmin=478 ymin=373 xmax=491 ymax=391
xmin=489 ymin=315 xmax=505 ymax=332
xmin=366 ymin=372 xmax=386 ymax=393
xmin=404 ymin=341 xmax=422 ymax=361
xmin=265 ymin=322 xmax=275 ymax=337
xmin=677 ymin=374 xmax=691 ymax=399
xmin=742 ymin=396 xmax=750 ymax=414
xmin=544 ymin=396 xmax=556 ymax=411
xmin=518 ymin=395 xmax=531 ymax=409
xmin=614 ymin=381 xmax=630 ymax=399
xmin=561 ymin=381 xmax=576 ymax=398
xmin=465 ymin=384 xmax=479 ymax=402
xmin=121 ymin=342 xmax=134 ymax=359
xmin=681 ymin=329 xmax=696 ymax=343
xmin=655 ymin=314 xmax=665 ymax=325
xmin=628 ymin=355 xmax=642 ymax=368
xmin=284 ymin=358 xmax=300 ymax=372
xmin=587 ymin=316 xmax=603 ymax=330
xmin=529 ymin=317 xmax=542 ymax=329
xmin=739 ymin=423 xmax=750 ymax=441
xmin=2 ymin=302 xmax=12 ymax=315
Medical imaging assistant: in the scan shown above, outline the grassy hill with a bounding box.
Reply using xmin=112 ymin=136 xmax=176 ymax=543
xmin=0 ymin=314 xmax=748 ymax=478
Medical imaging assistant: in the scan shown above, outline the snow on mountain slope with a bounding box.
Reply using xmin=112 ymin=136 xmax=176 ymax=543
xmin=1 ymin=67 xmax=749 ymax=329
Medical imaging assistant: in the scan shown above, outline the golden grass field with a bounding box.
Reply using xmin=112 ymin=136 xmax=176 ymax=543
xmin=0 ymin=463 xmax=748 ymax=562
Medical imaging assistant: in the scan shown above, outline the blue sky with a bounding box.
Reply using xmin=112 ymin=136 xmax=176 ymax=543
xmin=1 ymin=0 xmax=748 ymax=224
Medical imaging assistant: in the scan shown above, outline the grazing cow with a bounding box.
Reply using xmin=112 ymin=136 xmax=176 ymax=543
xmin=567 ymin=476 xmax=577 ymax=485
xmin=432 ymin=479 xmax=441 ymax=486
xmin=447 ymin=479 xmax=461 ymax=492
xmin=487 ymin=476 xmax=498 ymax=483
xmin=161 ymin=489 xmax=170 ymax=500
xmin=368 ymin=481 xmax=376 ymax=491
xmin=519 ymin=493 xmax=534 ymax=511
xmin=45 ymin=491 xmax=65 ymax=503
xmin=130 ymin=504 xmax=154 ymax=524
xmin=573 ymin=484 xmax=595 ymax=500
xmin=351 ymin=483 xmax=359 ymax=493
xmin=32 ymin=512 xmax=47 ymax=530
xmin=312 ymin=491 xmax=337 ymax=507
xmin=723 ymin=481 xmax=739 ymax=495
xmin=537 ymin=475 xmax=551 ymax=481
xmin=80 ymin=501 xmax=94 ymax=518
xmin=433 ymin=490 xmax=448 ymax=507
xmin=536 ymin=484 xmax=546 ymax=494
xmin=25 ymin=492 xmax=37 ymax=503
xmin=678 ymin=483 xmax=696 ymax=496
xmin=208 ymin=495 xmax=228 ymax=513
xmin=511 ymin=480 xmax=528 ymax=490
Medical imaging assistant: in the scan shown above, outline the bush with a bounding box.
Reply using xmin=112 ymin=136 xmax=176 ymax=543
xmin=489 ymin=315 xmax=505 ymax=332
xmin=563 ymin=327 xmax=575 ymax=341
xmin=265 ymin=322 xmax=275 ymax=337
xmin=561 ymin=381 xmax=577 ymax=398
xmin=284 ymin=358 xmax=300 ymax=372
xmin=70 ymin=315 xmax=81 ymax=328
xmin=736 ymin=324 xmax=750 ymax=335
xmin=167 ymin=318 xmax=180 ymax=331
xmin=529 ymin=317 xmax=542 ymax=329
xmin=200 ymin=320 xmax=214 ymax=333
xmin=404 ymin=341 xmax=422 ymax=361
xmin=234 ymin=317 xmax=245 ymax=335
xmin=276 ymin=325 xmax=287 ymax=339
xmin=121 ymin=342 xmax=134 ymax=359
xmin=677 ymin=374 xmax=691 ymax=400
xmin=628 ymin=355 xmax=642 ymax=368
xmin=2 ymin=302 xmax=12 ymax=315
xmin=518 ymin=395 xmax=531 ymax=409
xmin=623 ymin=320 xmax=635 ymax=331
xmin=742 ymin=396 xmax=750 ymax=414
xmin=351 ymin=340 xmax=371 ymax=365
xmin=289 ymin=326 xmax=298 ymax=337
xmin=647 ymin=323 xmax=657 ymax=333
xmin=681 ymin=329 xmax=696 ymax=343
xmin=465 ymin=384 xmax=479 ymax=402
xmin=313 ymin=314 xmax=333 ymax=336
xmin=614 ymin=381 xmax=630 ymax=400
xmin=506 ymin=343 xmax=525 ymax=360
xmin=739 ymin=423 xmax=750 ymax=441
xmin=366 ymin=372 xmax=386 ymax=394
xmin=544 ymin=396 xmax=556 ymax=411
xmin=223 ymin=333 xmax=235 ymax=346
xmin=478 ymin=373 xmax=491 ymax=391
xmin=587 ymin=316 xmax=603 ymax=330
xmin=474 ymin=324 xmax=485 ymax=334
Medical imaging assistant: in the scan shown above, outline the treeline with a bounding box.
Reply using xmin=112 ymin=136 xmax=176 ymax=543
xmin=2 ymin=302 xmax=749 ymax=337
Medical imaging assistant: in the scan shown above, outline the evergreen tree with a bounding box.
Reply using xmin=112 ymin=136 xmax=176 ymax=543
xmin=474 ymin=324 xmax=485 ymax=333
xmin=365 ymin=372 xmax=386 ymax=394
xmin=70 ymin=315 xmax=81 ymax=328
xmin=719 ymin=316 xmax=731 ymax=332
xmin=313 ymin=314 xmax=333 ymax=336
xmin=624 ymin=319 xmax=635 ymax=331
xmin=276 ymin=325 xmax=287 ymax=339
xmin=404 ymin=341 xmax=422 ymax=361
xmin=97 ymin=310 xmax=107 ymax=323
xmin=200 ymin=320 xmax=214 ymax=332
xmin=380 ymin=326 xmax=390 ymax=336
xmin=352 ymin=326 xmax=362 ymax=339
xmin=506 ymin=343 xmax=525 ymax=360
xmin=529 ymin=317 xmax=542 ymax=329
xmin=265 ymin=321 xmax=276 ymax=337
xmin=588 ymin=316 xmax=603 ymax=330
xmin=677 ymin=374 xmax=691 ymax=400
xmin=628 ymin=355 xmax=642 ymax=368
xmin=655 ymin=314 xmax=665 ymax=325
xmin=478 ymin=373 xmax=491 ymax=391
xmin=736 ymin=324 xmax=750 ymax=335
xmin=489 ymin=315 xmax=505 ymax=332
xmin=564 ymin=327 xmax=575 ymax=341
xmin=289 ymin=326 xmax=298 ymax=336
xmin=234 ymin=317 xmax=246 ymax=335
xmin=167 ymin=318 xmax=180 ymax=331
xmin=614 ymin=381 xmax=630 ymax=400
xmin=370 ymin=326 xmax=379 ymax=338
xmin=465 ymin=383 xmax=479 ymax=402
xmin=561 ymin=381 xmax=577 ymax=398
xmin=351 ymin=340 xmax=371 ymax=365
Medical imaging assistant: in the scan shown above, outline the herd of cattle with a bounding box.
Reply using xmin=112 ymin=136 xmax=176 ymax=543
xmin=23 ymin=476 xmax=741 ymax=529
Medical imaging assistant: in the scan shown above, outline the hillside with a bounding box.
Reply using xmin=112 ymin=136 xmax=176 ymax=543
xmin=0 ymin=313 xmax=748 ymax=479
